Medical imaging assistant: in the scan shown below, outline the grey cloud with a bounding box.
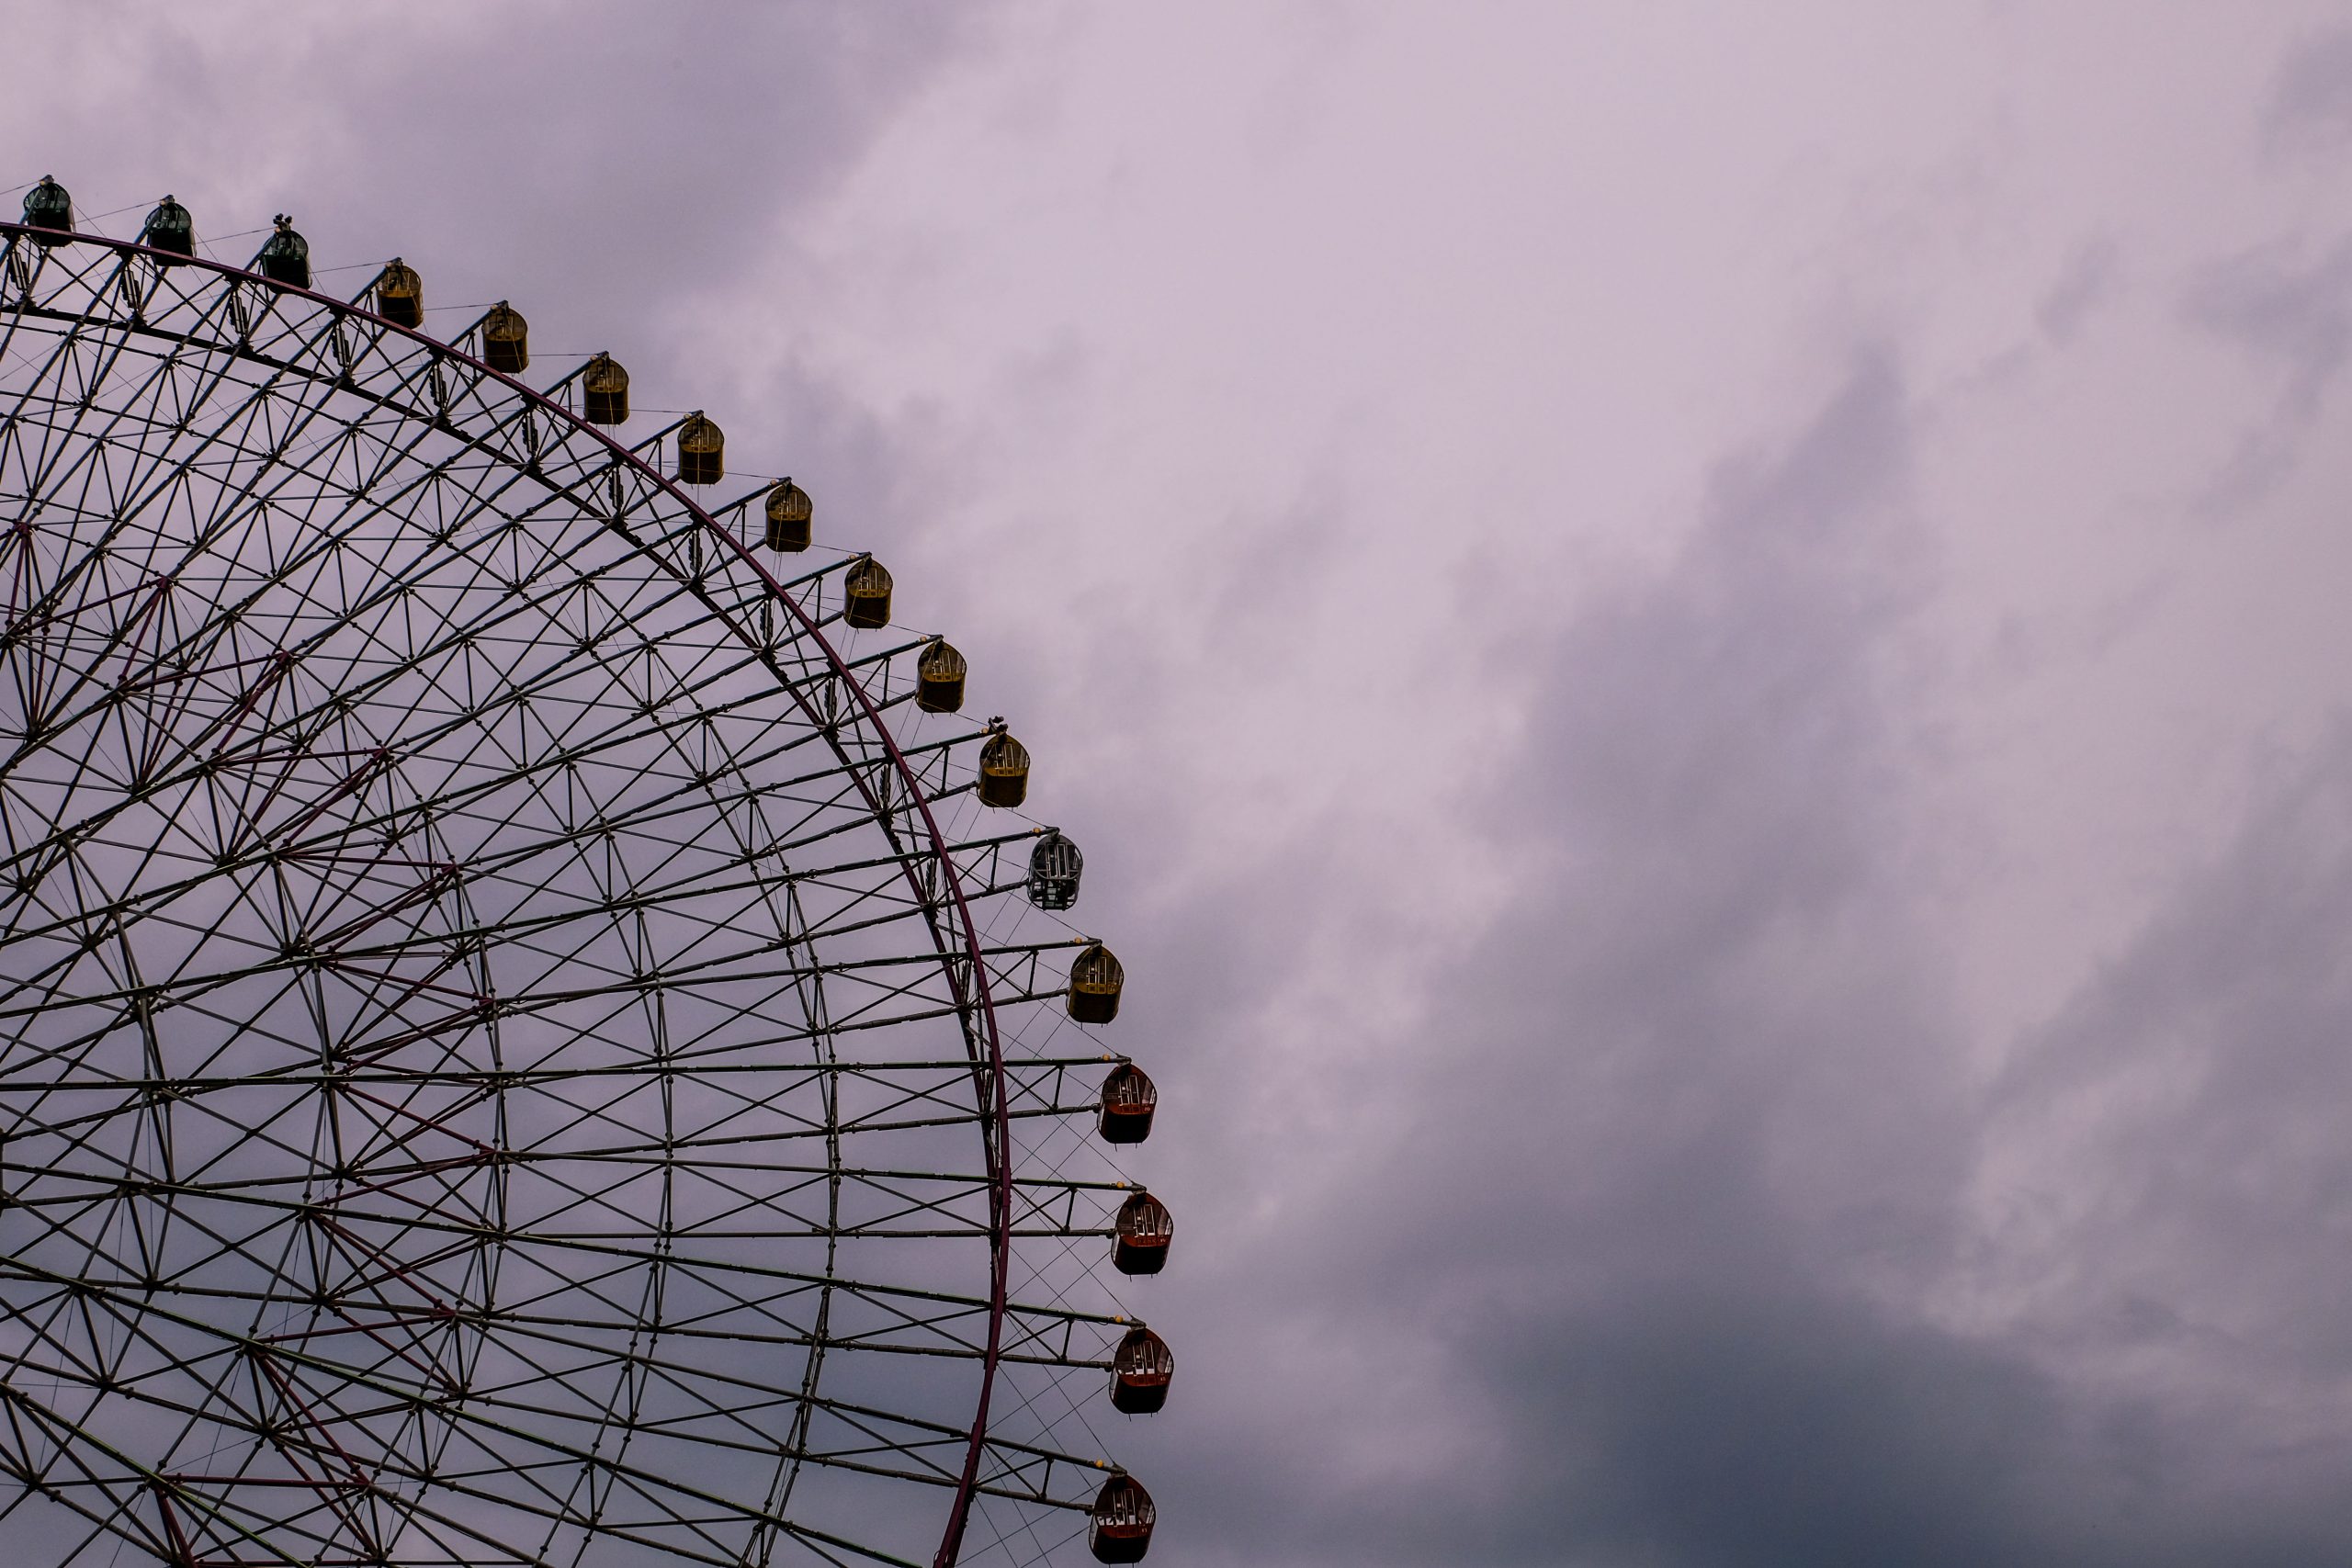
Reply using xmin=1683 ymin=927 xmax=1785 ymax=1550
xmin=261 ymin=8 xmax=987 ymax=332
xmin=2037 ymin=236 xmax=2120 ymax=346
xmin=1436 ymin=1274 xmax=2352 ymax=1568
xmin=4 ymin=5 xmax=992 ymax=575
xmin=1145 ymin=346 xmax=2352 ymax=1568
xmin=1458 ymin=1286 xmax=2066 ymax=1567
xmin=2184 ymin=234 xmax=2352 ymax=515
xmin=1992 ymin=727 xmax=2352 ymax=1393
xmin=2176 ymin=24 xmax=2352 ymax=514
xmin=2266 ymin=27 xmax=2352 ymax=155
xmin=2188 ymin=240 xmax=2352 ymax=423
xmin=6 ymin=5 xmax=989 ymax=427
xmin=1131 ymin=354 xmax=1972 ymax=1564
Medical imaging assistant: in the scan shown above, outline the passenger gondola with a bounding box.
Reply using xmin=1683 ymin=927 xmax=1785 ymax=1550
xmin=255 ymin=215 xmax=310 ymax=286
xmin=764 ymin=479 xmax=812 ymax=552
xmin=1098 ymin=1062 xmax=1155 ymax=1144
xmin=375 ymin=259 xmax=423 ymax=328
xmin=482 ymin=302 xmax=529 ymax=373
xmin=1027 ymin=828 xmax=1082 ymax=909
xmin=582 ymin=352 xmax=630 ymax=423
xmin=140 ymin=196 xmax=193 ymax=261
xmin=978 ymin=724 xmax=1028 ymax=807
xmin=677 ymin=413 xmax=724 ymax=485
xmin=917 ymin=638 xmax=967 ymax=712
xmin=1113 ymin=1191 xmax=1171 ymax=1276
xmin=1088 ymin=1474 xmax=1156 ymax=1563
xmin=1068 ymin=942 xmax=1124 ymax=1024
xmin=1108 ymin=1326 xmax=1173 ymax=1415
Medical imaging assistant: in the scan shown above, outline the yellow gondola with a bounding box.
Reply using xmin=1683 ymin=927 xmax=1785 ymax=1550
xmin=482 ymin=302 xmax=529 ymax=373
xmin=978 ymin=726 xmax=1028 ymax=807
xmin=764 ymin=479 xmax=813 ymax=552
xmin=917 ymin=638 xmax=967 ymax=713
xmin=844 ymin=557 xmax=892 ymax=628
xmin=677 ymin=414 xmax=724 ymax=485
xmin=582 ymin=353 xmax=630 ymax=424
xmin=1068 ymin=942 xmax=1124 ymax=1024
xmin=375 ymin=260 xmax=423 ymax=329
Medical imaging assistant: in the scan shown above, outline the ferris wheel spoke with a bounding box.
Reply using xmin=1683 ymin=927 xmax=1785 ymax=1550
xmin=0 ymin=1386 xmax=194 ymax=1564
xmin=0 ymin=1051 xmax=1122 ymax=1100
xmin=0 ymin=648 xmax=757 ymax=960
xmin=0 ymin=549 xmax=888 ymax=931
xmin=0 ymin=1256 xmax=1125 ymax=1424
xmin=28 ymin=369 xmax=376 ymax=669
xmin=0 ymin=1012 xmax=1111 ymax=1159
xmin=11 ymin=344 xmax=275 ymax=600
xmin=462 ymin=1286 xmax=1125 ymax=1375
xmin=82 ymin=309 xmax=668 ymax=627
xmin=8 ymin=1190 xmax=1104 ymax=1330
xmin=429 ymin=1315 xmax=1091 ymax=1503
xmin=21 ymin=400 xmax=601 ymax=766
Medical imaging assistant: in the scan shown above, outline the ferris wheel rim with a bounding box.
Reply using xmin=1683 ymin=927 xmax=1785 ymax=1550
xmin=0 ymin=217 xmax=1022 ymax=1568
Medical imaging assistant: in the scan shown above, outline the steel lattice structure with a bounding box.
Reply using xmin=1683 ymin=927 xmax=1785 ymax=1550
xmin=0 ymin=209 xmax=1164 ymax=1568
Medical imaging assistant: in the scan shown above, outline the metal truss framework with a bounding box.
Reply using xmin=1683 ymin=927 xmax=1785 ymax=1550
xmin=0 ymin=221 xmax=1148 ymax=1568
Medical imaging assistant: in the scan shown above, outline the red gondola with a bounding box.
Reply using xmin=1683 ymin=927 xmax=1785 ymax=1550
xmin=1113 ymin=1191 xmax=1171 ymax=1276
xmin=1108 ymin=1326 xmax=1172 ymax=1415
xmin=1088 ymin=1473 xmax=1156 ymax=1563
xmin=1098 ymin=1062 xmax=1155 ymax=1145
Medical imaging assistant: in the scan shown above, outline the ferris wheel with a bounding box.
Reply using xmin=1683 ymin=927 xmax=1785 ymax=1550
xmin=0 ymin=178 xmax=1170 ymax=1568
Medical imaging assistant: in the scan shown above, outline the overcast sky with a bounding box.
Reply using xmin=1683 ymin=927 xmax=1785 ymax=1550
xmin=13 ymin=3 xmax=2352 ymax=1563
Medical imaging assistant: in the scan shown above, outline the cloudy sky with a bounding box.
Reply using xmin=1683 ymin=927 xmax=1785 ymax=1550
xmin=13 ymin=2 xmax=2352 ymax=1562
